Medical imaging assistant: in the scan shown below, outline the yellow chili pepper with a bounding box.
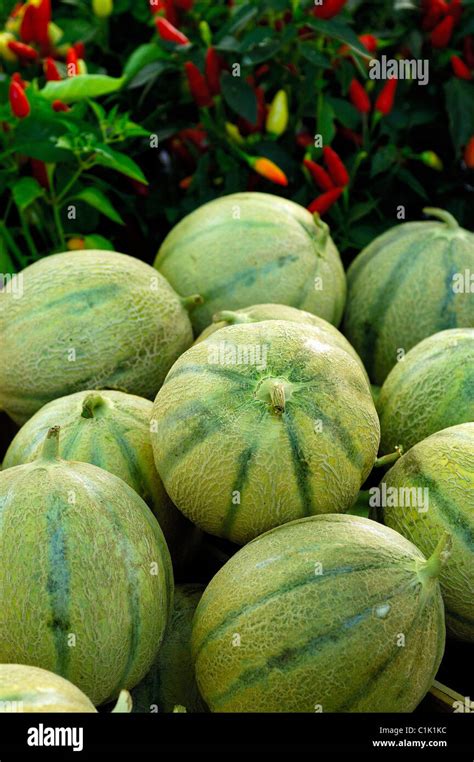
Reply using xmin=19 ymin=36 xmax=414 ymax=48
xmin=225 ymin=122 xmax=244 ymax=144
xmin=266 ymin=90 xmax=289 ymax=137
xmin=92 ymin=0 xmax=113 ymax=19
xmin=0 ymin=32 xmax=18 ymax=62
xmin=419 ymin=151 xmax=443 ymax=171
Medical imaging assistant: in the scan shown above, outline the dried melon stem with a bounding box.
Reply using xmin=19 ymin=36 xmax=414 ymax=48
xmin=417 ymin=532 xmax=452 ymax=587
xmin=81 ymin=393 xmax=107 ymax=419
xmin=255 ymin=378 xmax=288 ymax=414
xmin=213 ymin=310 xmax=253 ymax=326
xmin=40 ymin=426 xmax=61 ymax=461
xmin=423 ymin=207 xmax=459 ymax=231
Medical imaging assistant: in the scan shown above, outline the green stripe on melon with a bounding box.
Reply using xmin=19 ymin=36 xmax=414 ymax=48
xmin=191 ymin=514 xmax=448 ymax=712
xmin=2 ymin=389 xmax=201 ymax=570
xmin=151 ymin=321 xmax=380 ymax=544
xmin=131 ymin=584 xmax=207 ymax=713
xmin=154 ymin=193 xmax=347 ymax=333
xmin=380 ymin=423 xmax=474 ymax=642
xmin=377 ymin=328 xmax=474 ymax=454
xmin=343 ymin=209 xmax=474 ymax=385
xmin=0 ymin=427 xmax=174 ymax=706
xmin=0 ymin=250 xmax=195 ymax=425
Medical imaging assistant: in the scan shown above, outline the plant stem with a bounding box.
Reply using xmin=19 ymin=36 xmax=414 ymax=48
xmin=19 ymin=210 xmax=39 ymax=260
xmin=0 ymin=221 xmax=28 ymax=268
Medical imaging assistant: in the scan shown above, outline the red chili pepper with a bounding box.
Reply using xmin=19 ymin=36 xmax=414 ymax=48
xmin=375 ymin=77 xmax=398 ymax=115
xmin=312 ymin=0 xmax=347 ymax=20
xmin=35 ymin=0 xmax=51 ymax=48
xmin=255 ymin=64 xmax=270 ymax=79
xmin=303 ymin=159 xmax=335 ymax=191
xmin=446 ymin=0 xmax=462 ymax=24
xmin=464 ymin=136 xmax=474 ymax=169
xmin=179 ymin=127 xmax=208 ymax=149
xmin=156 ymin=17 xmax=190 ymax=45
xmin=7 ymin=40 xmax=39 ymax=61
xmin=422 ymin=0 xmax=448 ymax=31
xmin=163 ymin=0 xmax=178 ymax=25
xmin=205 ymin=47 xmax=222 ymax=95
xmin=44 ymin=57 xmax=61 ymax=81
xmin=296 ymin=131 xmax=313 ymax=148
xmin=308 ymin=188 xmax=343 ymax=215
xmin=464 ymin=36 xmax=474 ymax=69
xmin=73 ymin=41 xmax=85 ymax=60
xmin=52 ymin=99 xmax=71 ymax=112
xmin=431 ymin=15 xmax=454 ymax=47
xmin=130 ymin=179 xmax=150 ymax=196
xmin=358 ymin=34 xmax=378 ymax=54
xmin=149 ymin=0 xmax=163 ymax=13
xmin=19 ymin=3 xmax=37 ymax=43
xmin=349 ymin=78 xmax=371 ymax=113
xmin=323 ymin=147 xmax=350 ymax=186
xmin=337 ymin=125 xmax=363 ymax=146
xmin=31 ymin=159 xmax=50 ymax=190
xmin=451 ymin=54 xmax=472 ymax=80
xmin=174 ymin=0 xmax=194 ymax=9
xmin=9 ymin=79 xmax=30 ymax=118
xmin=11 ymin=71 xmax=27 ymax=89
xmin=184 ymin=61 xmax=213 ymax=108
xmin=66 ymin=46 xmax=78 ymax=77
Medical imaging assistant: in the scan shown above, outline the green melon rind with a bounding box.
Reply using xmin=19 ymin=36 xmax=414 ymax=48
xmin=194 ymin=304 xmax=369 ymax=386
xmin=131 ymin=584 xmax=207 ymax=713
xmin=2 ymin=389 xmax=201 ymax=569
xmin=0 ymin=441 xmax=174 ymax=706
xmin=0 ymin=664 xmax=97 ymax=713
xmin=191 ymin=514 xmax=446 ymax=713
xmin=377 ymin=328 xmax=474 ymax=455
xmin=0 ymin=250 xmax=194 ymax=425
xmin=380 ymin=423 xmax=474 ymax=642
xmin=343 ymin=214 xmax=474 ymax=385
xmin=154 ymin=193 xmax=347 ymax=333
xmin=151 ymin=321 xmax=380 ymax=545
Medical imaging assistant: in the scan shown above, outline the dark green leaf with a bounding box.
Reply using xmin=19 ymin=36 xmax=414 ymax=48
xmin=327 ymin=97 xmax=360 ymax=129
xmin=73 ymin=188 xmax=124 ymax=225
xmin=123 ymin=44 xmax=167 ymax=81
xmin=221 ymin=71 xmax=258 ymax=123
xmin=10 ymin=177 xmax=44 ymax=211
xmin=396 ymin=167 xmax=428 ymax=200
xmin=215 ymin=4 xmax=259 ymax=42
xmin=299 ymin=46 xmax=331 ymax=69
xmin=126 ymin=61 xmax=173 ymax=90
xmin=371 ymin=145 xmax=398 ymax=177
xmin=317 ymin=99 xmax=336 ymax=146
xmin=444 ymin=79 xmax=474 ymax=154
xmin=92 ymin=144 xmax=148 ymax=184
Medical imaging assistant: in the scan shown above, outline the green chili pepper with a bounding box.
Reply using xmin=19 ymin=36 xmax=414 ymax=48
xmin=266 ymin=90 xmax=288 ymax=137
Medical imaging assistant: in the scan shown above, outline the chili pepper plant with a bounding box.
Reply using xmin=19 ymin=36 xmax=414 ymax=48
xmin=0 ymin=0 xmax=473 ymax=273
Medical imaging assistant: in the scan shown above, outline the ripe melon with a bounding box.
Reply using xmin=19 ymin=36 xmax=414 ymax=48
xmin=0 ymin=250 xmax=197 ymax=425
xmin=380 ymin=424 xmax=474 ymax=642
xmin=192 ymin=514 xmax=448 ymax=712
xmin=131 ymin=584 xmax=207 ymax=713
xmin=195 ymin=303 xmax=369 ymax=385
xmin=2 ymin=389 xmax=201 ymax=570
xmin=0 ymin=665 xmax=132 ymax=713
xmin=377 ymin=329 xmax=474 ymax=454
xmin=151 ymin=321 xmax=380 ymax=544
xmin=344 ymin=208 xmax=474 ymax=385
xmin=154 ymin=193 xmax=346 ymax=333
xmin=0 ymin=427 xmax=174 ymax=706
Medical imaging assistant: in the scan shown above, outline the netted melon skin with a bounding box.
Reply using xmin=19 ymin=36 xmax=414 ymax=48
xmin=2 ymin=389 xmax=200 ymax=569
xmin=151 ymin=321 xmax=380 ymax=544
xmin=0 ymin=250 xmax=194 ymax=424
xmin=132 ymin=584 xmax=207 ymax=713
xmin=344 ymin=217 xmax=474 ymax=385
xmin=0 ymin=664 xmax=97 ymax=713
xmin=155 ymin=193 xmax=347 ymax=333
xmin=0 ymin=455 xmax=174 ymax=705
xmin=377 ymin=329 xmax=474 ymax=454
xmin=192 ymin=514 xmax=446 ymax=712
xmin=195 ymin=304 xmax=369 ymax=386
xmin=381 ymin=424 xmax=474 ymax=641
